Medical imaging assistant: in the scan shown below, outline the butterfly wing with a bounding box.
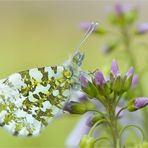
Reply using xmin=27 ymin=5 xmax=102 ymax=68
xmin=0 ymin=66 xmax=72 ymax=136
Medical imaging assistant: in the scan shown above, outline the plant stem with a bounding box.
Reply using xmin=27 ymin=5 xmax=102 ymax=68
xmin=95 ymin=137 xmax=110 ymax=145
xmin=121 ymin=27 xmax=135 ymax=68
xmin=107 ymin=103 xmax=120 ymax=148
xmin=88 ymin=119 xmax=105 ymax=137
xmin=116 ymin=106 xmax=127 ymax=119
xmin=121 ymin=26 xmax=148 ymax=140
xmin=119 ymin=124 xmax=145 ymax=144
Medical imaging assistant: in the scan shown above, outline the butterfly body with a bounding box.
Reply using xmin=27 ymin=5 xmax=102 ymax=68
xmin=0 ymin=52 xmax=84 ymax=136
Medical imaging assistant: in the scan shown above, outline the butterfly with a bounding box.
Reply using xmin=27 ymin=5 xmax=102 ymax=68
xmin=0 ymin=22 xmax=97 ymax=136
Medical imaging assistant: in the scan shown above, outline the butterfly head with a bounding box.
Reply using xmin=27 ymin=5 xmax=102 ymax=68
xmin=71 ymin=51 xmax=84 ymax=67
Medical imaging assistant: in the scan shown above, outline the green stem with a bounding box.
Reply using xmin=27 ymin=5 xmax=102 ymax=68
xmin=87 ymin=109 xmax=105 ymax=117
xmin=119 ymin=124 xmax=145 ymax=146
xmin=88 ymin=119 xmax=105 ymax=137
xmin=95 ymin=137 xmax=110 ymax=145
xmin=106 ymin=103 xmax=120 ymax=148
xmin=116 ymin=106 xmax=127 ymax=119
xmin=115 ymin=95 xmax=122 ymax=107
xmin=121 ymin=26 xmax=135 ymax=67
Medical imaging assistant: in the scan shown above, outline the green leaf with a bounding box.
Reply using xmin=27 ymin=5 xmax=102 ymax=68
xmin=94 ymin=26 xmax=107 ymax=35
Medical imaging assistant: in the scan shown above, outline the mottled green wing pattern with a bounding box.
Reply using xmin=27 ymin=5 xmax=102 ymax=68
xmin=0 ymin=66 xmax=72 ymax=136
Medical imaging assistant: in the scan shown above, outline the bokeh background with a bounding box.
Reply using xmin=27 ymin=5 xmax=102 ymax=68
xmin=0 ymin=1 xmax=147 ymax=148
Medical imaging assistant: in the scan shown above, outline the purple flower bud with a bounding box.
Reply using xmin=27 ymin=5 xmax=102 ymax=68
xmin=80 ymin=22 xmax=92 ymax=31
xmin=63 ymin=101 xmax=73 ymax=113
xmin=63 ymin=101 xmax=87 ymax=114
xmin=123 ymin=68 xmax=134 ymax=91
xmin=134 ymin=97 xmax=148 ymax=109
xmin=94 ymin=70 xmax=105 ymax=87
xmin=132 ymin=74 xmax=138 ymax=88
xmin=115 ymin=3 xmax=137 ymax=15
xmin=80 ymin=75 xmax=88 ymax=88
xmin=78 ymin=94 xmax=88 ymax=102
xmin=137 ymin=23 xmax=148 ymax=34
xmin=111 ymin=59 xmax=120 ymax=76
xmin=115 ymin=3 xmax=124 ymax=16
xmin=126 ymin=67 xmax=134 ymax=77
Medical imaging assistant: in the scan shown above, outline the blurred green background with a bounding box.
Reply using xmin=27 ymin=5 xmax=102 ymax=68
xmin=0 ymin=1 xmax=147 ymax=148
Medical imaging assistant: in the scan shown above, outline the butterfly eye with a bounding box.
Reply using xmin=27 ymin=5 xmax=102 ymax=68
xmin=63 ymin=70 xmax=72 ymax=79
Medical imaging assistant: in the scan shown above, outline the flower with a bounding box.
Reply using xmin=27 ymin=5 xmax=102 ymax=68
xmin=94 ymin=70 xmax=105 ymax=87
xmin=128 ymin=97 xmax=148 ymax=112
xmin=115 ymin=3 xmax=124 ymax=16
xmin=126 ymin=67 xmax=134 ymax=78
xmin=123 ymin=67 xmax=134 ymax=90
xmin=63 ymin=101 xmax=73 ymax=113
xmin=111 ymin=59 xmax=120 ymax=77
xmin=132 ymin=74 xmax=138 ymax=88
xmin=115 ymin=3 xmax=137 ymax=16
xmin=63 ymin=100 xmax=97 ymax=114
xmin=80 ymin=75 xmax=88 ymax=88
xmin=80 ymin=59 xmax=136 ymax=98
xmin=63 ymin=101 xmax=86 ymax=114
xmin=137 ymin=23 xmax=148 ymax=34
xmin=134 ymin=97 xmax=148 ymax=109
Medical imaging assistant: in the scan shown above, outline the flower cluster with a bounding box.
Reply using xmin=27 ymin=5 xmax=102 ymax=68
xmin=79 ymin=59 xmax=147 ymax=111
xmin=79 ymin=60 xmax=148 ymax=147
xmin=65 ymin=59 xmax=148 ymax=148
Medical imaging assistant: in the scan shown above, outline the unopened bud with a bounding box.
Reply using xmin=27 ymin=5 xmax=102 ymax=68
xmin=79 ymin=135 xmax=95 ymax=148
xmin=112 ymin=75 xmax=123 ymax=92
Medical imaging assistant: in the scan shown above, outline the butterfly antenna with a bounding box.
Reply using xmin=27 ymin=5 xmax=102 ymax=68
xmin=74 ymin=22 xmax=98 ymax=52
xmin=70 ymin=22 xmax=98 ymax=66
